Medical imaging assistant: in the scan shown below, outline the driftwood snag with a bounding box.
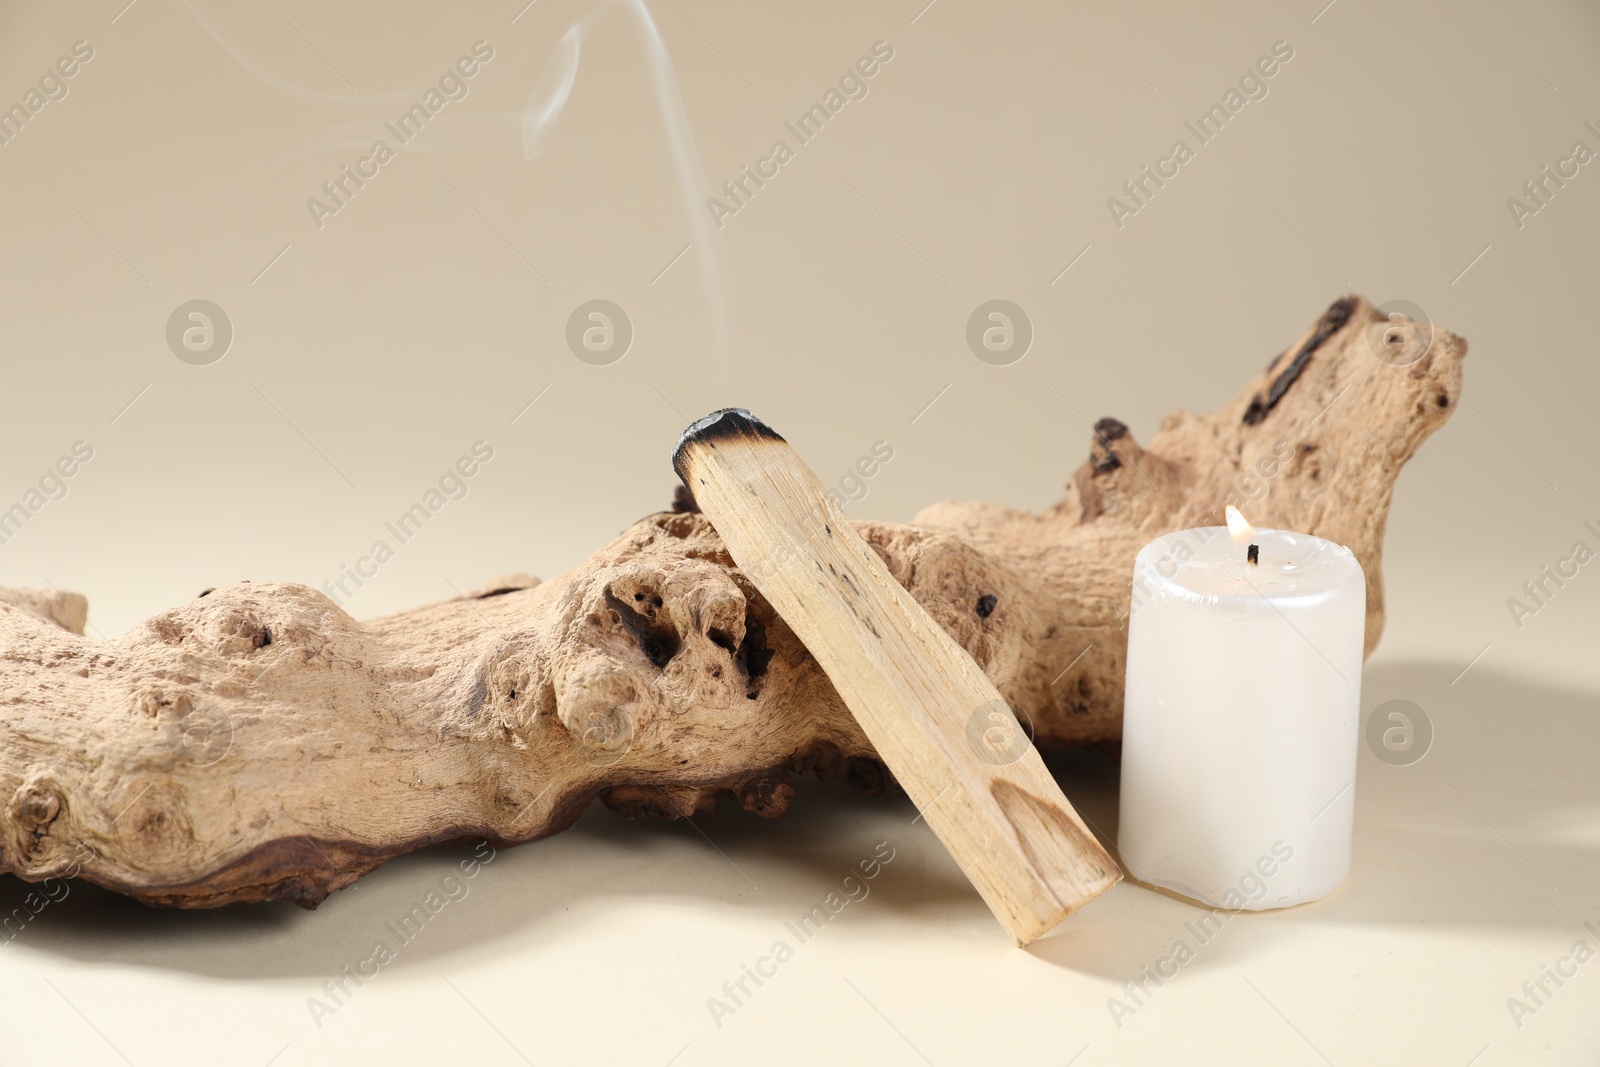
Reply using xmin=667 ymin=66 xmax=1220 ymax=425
xmin=0 ymin=295 xmax=1463 ymax=909
xmin=675 ymin=409 xmax=1120 ymax=944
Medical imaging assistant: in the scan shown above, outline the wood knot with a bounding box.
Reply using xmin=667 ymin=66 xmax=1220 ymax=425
xmin=734 ymin=772 xmax=795 ymax=818
xmin=1093 ymin=417 xmax=1129 ymax=442
xmin=1090 ymin=418 xmax=1135 ymax=475
xmin=119 ymin=782 xmax=198 ymax=866
xmin=13 ymin=783 xmax=62 ymax=835
xmin=846 ymin=756 xmax=890 ymax=796
xmin=5 ymin=775 xmax=70 ymax=869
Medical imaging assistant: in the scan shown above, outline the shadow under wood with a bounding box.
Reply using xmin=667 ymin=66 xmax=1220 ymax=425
xmin=0 ymin=775 xmax=973 ymax=980
xmin=4 ymin=660 xmax=1591 ymax=982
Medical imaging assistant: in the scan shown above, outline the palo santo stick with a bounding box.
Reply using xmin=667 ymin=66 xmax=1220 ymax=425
xmin=674 ymin=409 xmax=1121 ymax=945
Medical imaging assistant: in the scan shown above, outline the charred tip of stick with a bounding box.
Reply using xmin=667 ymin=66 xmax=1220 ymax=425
xmin=1247 ymin=543 xmax=1259 ymax=566
xmin=672 ymin=408 xmax=786 ymax=480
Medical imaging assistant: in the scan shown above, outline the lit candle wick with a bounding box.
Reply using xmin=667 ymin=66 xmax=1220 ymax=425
xmin=1224 ymin=505 xmax=1259 ymax=566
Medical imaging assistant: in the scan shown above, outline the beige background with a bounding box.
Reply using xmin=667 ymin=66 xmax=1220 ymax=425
xmin=1 ymin=0 xmax=1598 ymax=1063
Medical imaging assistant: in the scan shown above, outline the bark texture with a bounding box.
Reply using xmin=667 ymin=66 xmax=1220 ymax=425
xmin=0 ymin=295 xmax=1463 ymax=908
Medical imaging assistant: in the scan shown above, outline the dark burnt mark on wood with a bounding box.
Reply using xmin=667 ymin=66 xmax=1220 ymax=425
xmin=1092 ymin=451 xmax=1121 ymax=474
xmin=1090 ymin=418 xmax=1129 ymax=475
xmin=1243 ymin=296 xmax=1357 ymax=426
xmin=1094 ymin=417 xmax=1129 ymax=442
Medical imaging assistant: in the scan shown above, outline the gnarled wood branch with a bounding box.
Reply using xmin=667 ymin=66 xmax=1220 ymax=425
xmin=0 ymin=295 xmax=1463 ymax=908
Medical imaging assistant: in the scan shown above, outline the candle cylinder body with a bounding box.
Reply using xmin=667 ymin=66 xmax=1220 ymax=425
xmin=1118 ymin=526 xmax=1365 ymax=909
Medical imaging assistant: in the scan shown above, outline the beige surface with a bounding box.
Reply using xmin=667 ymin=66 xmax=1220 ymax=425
xmin=0 ymin=0 xmax=1597 ymax=1063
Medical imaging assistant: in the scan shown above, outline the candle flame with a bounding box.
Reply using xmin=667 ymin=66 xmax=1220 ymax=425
xmin=1225 ymin=505 xmax=1256 ymax=545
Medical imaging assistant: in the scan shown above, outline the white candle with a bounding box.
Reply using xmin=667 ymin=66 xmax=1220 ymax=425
xmin=1117 ymin=508 xmax=1365 ymax=909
